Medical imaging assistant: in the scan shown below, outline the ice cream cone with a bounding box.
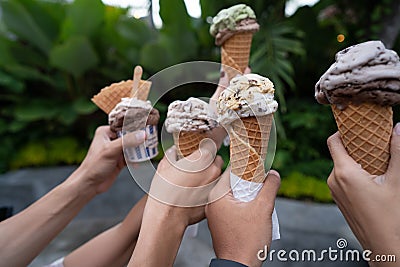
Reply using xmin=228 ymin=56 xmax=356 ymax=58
xmin=331 ymin=103 xmax=392 ymax=175
xmin=229 ymin=115 xmax=273 ymax=182
xmin=221 ymin=32 xmax=253 ymax=80
xmin=92 ymin=80 xmax=151 ymax=114
xmin=173 ymin=131 xmax=207 ymax=159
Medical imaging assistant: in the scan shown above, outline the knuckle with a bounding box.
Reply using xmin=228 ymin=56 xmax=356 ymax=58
xmin=209 ymin=164 xmax=221 ymax=177
xmin=95 ymin=127 xmax=104 ymax=135
xmin=201 ymin=149 xmax=213 ymax=160
xmin=326 ymin=135 xmax=334 ymax=149
xmin=327 ymin=175 xmax=334 ymax=189
xmin=334 ymin=168 xmax=346 ymax=181
xmin=268 ymin=172 xmax=281 ymax=186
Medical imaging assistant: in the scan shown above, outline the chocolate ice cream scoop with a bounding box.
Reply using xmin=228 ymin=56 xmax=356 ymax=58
xmin=315 ymin=40 xmax=400 ymax=109
xmin=109 ymin=98 xmax=159 ymax=133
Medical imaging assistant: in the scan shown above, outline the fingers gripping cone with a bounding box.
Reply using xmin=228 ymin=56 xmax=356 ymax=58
xmin=331 ymin=103 xmax=392 ymax=175
xmin=228 ymin=114 xmax=281 ymax=240
xmin=314 ymin=41 xmax=400 ymax=176
xmin=216 ymin=72 xmax=280 ymax=239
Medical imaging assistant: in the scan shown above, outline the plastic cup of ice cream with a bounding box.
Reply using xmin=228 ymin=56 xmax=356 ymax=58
xmin=109 ymin=97 xmax=160 ymax=162
xmin=118 ymin=125 xmax=158 ymax=162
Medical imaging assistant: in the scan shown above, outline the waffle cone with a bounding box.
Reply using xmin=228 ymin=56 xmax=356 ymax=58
xmin=173 ymin=131 xmax=207 ymax=159
xmin=221 ymin=32 xmax=253 ymax=80
xmin=92 ymin=80 xmax=151 ymax=114
xmin=230 ymin=115 xmax=273 ymax=182
xmin=331 ymin=103 xmax=392 ymax=175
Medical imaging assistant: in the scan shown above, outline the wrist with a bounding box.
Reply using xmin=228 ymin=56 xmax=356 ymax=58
xmin=129 ymin=197 xmax=187 ymax=267
xmin=64 ymin=167 xmax=97 ymax=201
xmin=146 ymin=197 xmax=189 ymax=229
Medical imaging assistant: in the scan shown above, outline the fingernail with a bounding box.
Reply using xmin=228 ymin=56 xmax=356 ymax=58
xmin=268 ymin=169 xmax=280 ymax=178
xmin=220 ymin=71 xmax=225 ymax=78
xmin=395 ymin=123 xmax=400 ymax=136
xmin=135 ymin=130 xmax=146 ymax=142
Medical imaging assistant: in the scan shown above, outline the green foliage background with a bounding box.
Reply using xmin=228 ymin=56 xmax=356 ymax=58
xmin=1 ymin=0 xmax=399 ymax=202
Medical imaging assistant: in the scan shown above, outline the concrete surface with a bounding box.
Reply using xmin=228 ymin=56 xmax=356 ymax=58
xmin=0 ymin=165 xmax=368 ymax=267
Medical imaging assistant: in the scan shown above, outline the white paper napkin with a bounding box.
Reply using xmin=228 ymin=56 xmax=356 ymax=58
xmin=230 ymin=172 xmax=280 ymax=240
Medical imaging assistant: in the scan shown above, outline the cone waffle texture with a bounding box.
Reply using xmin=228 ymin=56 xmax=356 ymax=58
xmin=92 ymin=80 xmax=151 ymax=114
xmin=221 ymin=32 xmax=253 ymax=80
xmin=229 ymin=115 xmax=273 ymax=182
xmin=173 ymin=131 xmax=207 ymax=159
xmin=331 ymin=103 xmax=392 ymax=175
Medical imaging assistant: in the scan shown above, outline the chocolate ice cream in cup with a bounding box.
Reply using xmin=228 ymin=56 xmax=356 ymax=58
xmin=165 ymin=97 xmax=218 ymax=160
xmin=109 ymin=97 xmax=160 ymax=162
xmin=315 ymin=40 xmax=400 ymax=175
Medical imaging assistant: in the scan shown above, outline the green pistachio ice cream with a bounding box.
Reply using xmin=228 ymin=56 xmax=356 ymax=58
xmin=209 ymin=4 xmax=259 ymax=46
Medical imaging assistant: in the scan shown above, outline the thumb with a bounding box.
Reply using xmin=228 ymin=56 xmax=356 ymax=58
xmin=256 ymin=170 xmax=281 ymax=209
xmin=183 ymin=137 xmax=217 ymax=163
xmin=385 ymin=123 xmax=400 ymax=184
xmin=123 ymin=130 xmax=146 ymax=148
xmin=108 ymin=130 xmax=146 ymax=156
xmin=208 ymin=167 xmax=232 ymax=203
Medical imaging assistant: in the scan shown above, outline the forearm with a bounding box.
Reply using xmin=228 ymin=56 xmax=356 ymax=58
xmin=0 ymin=169 xmax=95 ymax=266
xmin=64 ymin=196 xmax=146 ymax=267
xmin=128 ymin=199 xmax=187 ymax=267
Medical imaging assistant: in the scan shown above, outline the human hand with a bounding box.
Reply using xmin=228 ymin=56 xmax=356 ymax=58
xmin=149 ymin=139 xmax=224 ymax=225
xmin=327 ymin=127 xmax=400 ymax=265
xmin=75 ymin=126 xmax=146 ymax=195
xmin=206 ymin=168 xmax=281 ymax=267
xmin=128 ymin=141 xmax=223 ymax=267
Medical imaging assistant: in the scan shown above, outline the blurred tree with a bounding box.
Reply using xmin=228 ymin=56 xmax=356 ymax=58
xmin=0 ymin=0 xmax=156 ymax=171
xmin=316 ymin=0 xmax=400 ymax=48
xmin=1 ymin=0 xmax=398 ymax=202
xmin=379 ymin=0 xmax=400 ymax=48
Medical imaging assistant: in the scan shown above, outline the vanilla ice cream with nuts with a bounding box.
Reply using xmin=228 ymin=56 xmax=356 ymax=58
xmin=217 ymin=74 xmax=278 ymax=125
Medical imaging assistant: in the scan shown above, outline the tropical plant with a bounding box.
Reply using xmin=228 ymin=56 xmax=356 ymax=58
xmin=3 ymin=0 xmax=379 ymax=204
xmin=0 ymin=0 xmax=305 ymax=174
xmin=0 ymin=0 xmax=156 ymax=171
xmin=279 ymin=171 xmax=332 ymax=203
